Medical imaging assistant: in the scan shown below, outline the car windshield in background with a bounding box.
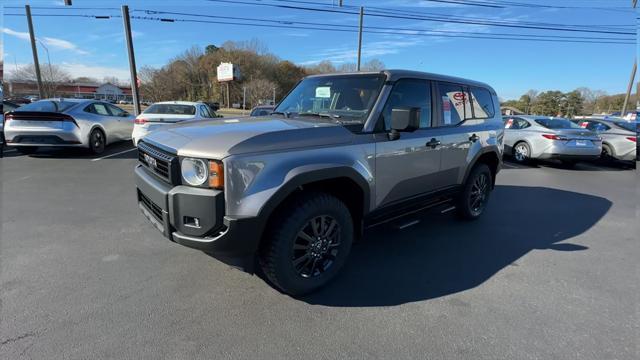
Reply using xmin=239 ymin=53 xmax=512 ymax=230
xmin=274 ymin=74 xmax=385 ymax=125
xmin=535 ymin=118 xmax=581 ymax=129
xmin=143 ymin=104 xmax=196 ymax=115
xmin=613 ymin=121 xmax=637 ymax=132
xmin=15 ymin=100 xmax=78 ymax=113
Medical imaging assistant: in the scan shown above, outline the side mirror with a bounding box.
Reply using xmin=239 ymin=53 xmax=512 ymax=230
xmin=389 ymin=107 xmax=420 ymax=140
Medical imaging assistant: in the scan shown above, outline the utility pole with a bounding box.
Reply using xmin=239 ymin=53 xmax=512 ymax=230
xmin=621 ymin=0 xmax=637 ymax=116
xmin=122 ymin=5 xmax=141 ymax=115
xmin=272 ymin=87 xmax=276 ymax=105
xmin=356 ymin=6 xmax=364 ymax=71
xmin=242 ymin=86 xmax=246 ymax=114
xmin=25 ymin=5 xmax=45 ymax=99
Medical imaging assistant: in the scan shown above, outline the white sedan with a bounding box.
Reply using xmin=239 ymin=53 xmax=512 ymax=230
xmin=132 ymin=101 xmax=221 ymax=146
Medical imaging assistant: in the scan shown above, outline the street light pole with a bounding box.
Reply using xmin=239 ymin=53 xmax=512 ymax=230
xmin=356 ymin=6 xmax=364 ymax=71
xmin=25 ymin=5 xmax=45 ymax=99
xmin=621 ymin=0 xmax=637 ymax=116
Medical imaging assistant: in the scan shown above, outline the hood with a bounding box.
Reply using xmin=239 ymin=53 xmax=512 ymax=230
xmin=141 ymin=116 xmax=354 ymax=159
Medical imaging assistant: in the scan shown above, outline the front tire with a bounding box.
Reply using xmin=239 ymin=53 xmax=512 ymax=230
xmin=512 ymin=141 xmax=531 ymax=164
xmin=89 ymin=129 xmax=106 ymax=155
xmin=259 ymin=192 xmax=354 ymax=296
xmin=601 ymin=144 xmax=614 ymax=162
xmin=456 ymin=163 xmax=492 ymax=220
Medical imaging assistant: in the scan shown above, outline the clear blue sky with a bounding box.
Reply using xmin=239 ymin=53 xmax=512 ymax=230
xmin=2 ymin=0 xmax=637 ymax=100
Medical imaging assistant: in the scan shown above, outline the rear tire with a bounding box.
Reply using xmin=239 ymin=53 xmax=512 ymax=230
xmin=16 ymin=147 xmax=39 ymax=155
xmin=601 ymin=144 xmax=614 ymax=162
xmin=456 ymin=163 xmax=492 ymax=221
xmin=259 ymin=192 xmax=354 ymax=296
xmin=512 ymin=141 xmax=531 ymax=164
xmin=89 ymin=129 xmax=106 ymax=155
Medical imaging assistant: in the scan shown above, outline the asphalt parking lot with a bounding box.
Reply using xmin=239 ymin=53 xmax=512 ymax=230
xmin=1 ymin=144 xmax=637 ymax=359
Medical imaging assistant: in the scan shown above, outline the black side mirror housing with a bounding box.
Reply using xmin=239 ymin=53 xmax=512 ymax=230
xmin=389 ymin=107 xmax=420 ymax=140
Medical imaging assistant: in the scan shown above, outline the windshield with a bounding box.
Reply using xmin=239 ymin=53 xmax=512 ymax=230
xmin=143 ymin=104 xmax=196 ymax=115
xmin=535 ymin=118 xmax=581 ymax=129
xmin=15 ymin=100 xmax=78 ymax=113
xmin=274 ymin=74 xmax=385 ymax=125
xmin=613 ymin=121 xmax=637 ymax=132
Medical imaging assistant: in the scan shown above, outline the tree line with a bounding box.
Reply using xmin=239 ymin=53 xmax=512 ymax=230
xmin=501 ymin=88 xmax=636 ymax=116
xmin=138 ymin=40 xmax=384 ymax=108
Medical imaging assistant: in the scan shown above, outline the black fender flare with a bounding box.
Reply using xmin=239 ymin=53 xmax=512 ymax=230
xmin=251 ymin=166 xmax=371 ymax=240
xmin=462 ymin=147 xmax=502 ymax=187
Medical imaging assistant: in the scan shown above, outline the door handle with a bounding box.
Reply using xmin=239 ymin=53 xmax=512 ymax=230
xmin=469 ymin=134 xmax=480 ymax=142
xmin=426 ymin=138 xmax=441 ymax=148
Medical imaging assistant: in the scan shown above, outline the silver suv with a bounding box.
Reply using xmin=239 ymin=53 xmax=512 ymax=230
xmin=135 ymin=70 xmax=504 ymax=295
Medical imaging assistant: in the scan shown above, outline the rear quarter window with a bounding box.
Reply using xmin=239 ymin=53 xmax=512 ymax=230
xmin=469 ymin=87 xmax=495 ymax=118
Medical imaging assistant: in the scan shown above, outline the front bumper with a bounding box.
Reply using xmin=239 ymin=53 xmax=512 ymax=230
xmin=135 ymin=165 xmax=262 ymax=258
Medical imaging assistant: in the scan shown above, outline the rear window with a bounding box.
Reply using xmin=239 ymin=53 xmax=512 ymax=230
xmin=535 ymin=118 xmax=581 ymax=129
xmin=15 ymin=100 xmax=77 ymax=113
xmin=143 ymin=104 xmax=196 ymax=115
xmin=613 ymin=121 xmax=637 ymax=132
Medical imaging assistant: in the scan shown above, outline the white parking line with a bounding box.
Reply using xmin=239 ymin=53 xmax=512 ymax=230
xmin=91 ymin=148 xmax=137 ymax=162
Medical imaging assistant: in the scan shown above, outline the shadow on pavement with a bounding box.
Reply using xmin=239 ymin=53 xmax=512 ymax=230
xmin=302 ymin=185 xmax=610 ymax=307
xmin=502 ymin=157 xmax=634 ymax=171
xmin=1 ymin=141 xmax=137 ymax=160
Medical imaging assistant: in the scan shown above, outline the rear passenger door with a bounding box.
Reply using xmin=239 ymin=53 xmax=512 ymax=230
xmin=85 ymin=102 xmax=117 ymax=141
xmin=435 ymin=84 xmax=498 ymax=186
xmin=374 ymin=78 xmax=445 ymax=207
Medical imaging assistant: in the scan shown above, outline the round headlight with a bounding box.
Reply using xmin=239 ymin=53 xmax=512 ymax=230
xmin=181 ymin=158 xmax=208 ymax=186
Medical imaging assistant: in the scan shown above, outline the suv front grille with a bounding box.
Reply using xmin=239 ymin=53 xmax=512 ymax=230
xmin=138 ymin=191 xmax=163 ymax=223
xmin=138 ymin=141 xmax=178 ymax=184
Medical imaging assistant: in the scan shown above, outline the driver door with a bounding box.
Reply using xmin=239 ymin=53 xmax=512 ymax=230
xmin=374 ymin=78 xmax=445 ymax=208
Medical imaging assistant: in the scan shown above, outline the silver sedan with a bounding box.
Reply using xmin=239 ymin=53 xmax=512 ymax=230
xmin=571 ymin=117 xmax=637 ymax=162
xmin=502 ymin=115 xmax=602 ymax=166
xmin=3 ymin=98 xmax=134 ymax=154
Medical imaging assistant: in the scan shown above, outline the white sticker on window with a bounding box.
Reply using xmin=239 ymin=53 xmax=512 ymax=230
xmin=315 ymin=86 xmax=331 ymax=98
xmin=442 ymin=96 xmax=452 ymax=125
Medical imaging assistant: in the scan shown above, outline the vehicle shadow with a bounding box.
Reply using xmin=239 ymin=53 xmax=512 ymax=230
xmin=301 ymin=185 xmax=611 ymax=307
xmin=1 ymin=141 xmax=137 ymax=160
xmin=502 ymin=157 xmax=634 ymax=171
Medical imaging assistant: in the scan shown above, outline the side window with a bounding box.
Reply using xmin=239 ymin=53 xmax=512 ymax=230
xmin=84 ymin=104 xmax=95 ymax=114
xmin=92 ymin=103 xmax=110 ymax=116
xmin=380 ymin=78 xmax=432 ymax=131
xmin=469 ymin=87 xmax=495 ymax=118
xmin=199 ymin=105 xmax=212 ymax=118
xmin=438 ymin=82 xmax=471 ymax=126
xmin=106 ymin=104 xmax=125 ymax=117
xmin=518 ymin=119 xmax=531 ymax=129
xmin=587 ymin=122 xmax=610 ymax=131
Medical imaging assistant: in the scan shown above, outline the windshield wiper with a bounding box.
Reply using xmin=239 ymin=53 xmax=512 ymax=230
xmin=271 ymin=111 xmax=291 ymax=118
xmin=297 ymin=112 xmax=342 ymax=120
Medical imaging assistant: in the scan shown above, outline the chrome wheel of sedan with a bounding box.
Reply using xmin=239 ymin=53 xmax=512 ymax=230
xmin=514 ymin=142 xmax=530 ymax=163
xmin=292 ymin=215 xmax=341 ymax=278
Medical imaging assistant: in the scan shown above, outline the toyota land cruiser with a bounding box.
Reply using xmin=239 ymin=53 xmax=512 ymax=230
xmin=135 ymin=70 xmax=503 ymax=295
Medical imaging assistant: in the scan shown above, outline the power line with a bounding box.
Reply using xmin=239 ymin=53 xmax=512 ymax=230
xmin=206 ymin=0 xmax=635 ymax=35
xmin=132 ymin=9 xmax=634 ymax=42
xmin=6 ymin=12 xmax=633 ymax=44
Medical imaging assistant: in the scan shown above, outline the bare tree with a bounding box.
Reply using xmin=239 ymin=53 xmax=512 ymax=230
xmin=10 ymin=63 xmax=71 ymax=97
xmin=246 ymin=78 xmax=277 ymax=107
xmin=362 ymin=59 xmax=385 ymax=71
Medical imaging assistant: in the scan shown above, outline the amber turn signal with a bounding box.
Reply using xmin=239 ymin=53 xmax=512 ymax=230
xmin=208 ymin=160 xmax=224 ymax=189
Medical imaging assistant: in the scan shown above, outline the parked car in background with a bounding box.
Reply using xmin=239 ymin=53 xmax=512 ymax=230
xmin=3 ymin=100 xmax=22 ymax=113
xmin=134 ymin=70 xmax=504 ymax=295
xmin=2 ymin=100 xmax=22 ymax=150
xmin=3 ymin=99 xmax=134 ymax=154
xmin=132 ymin=101 xmax=222 ymax=146
xmin=249 ymin=105 xmax=275 ymax=117
xmin=503 ymin=115 xmax=602 ymax=166
xmin=571 ymin=117 xmax=637 ymax=162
